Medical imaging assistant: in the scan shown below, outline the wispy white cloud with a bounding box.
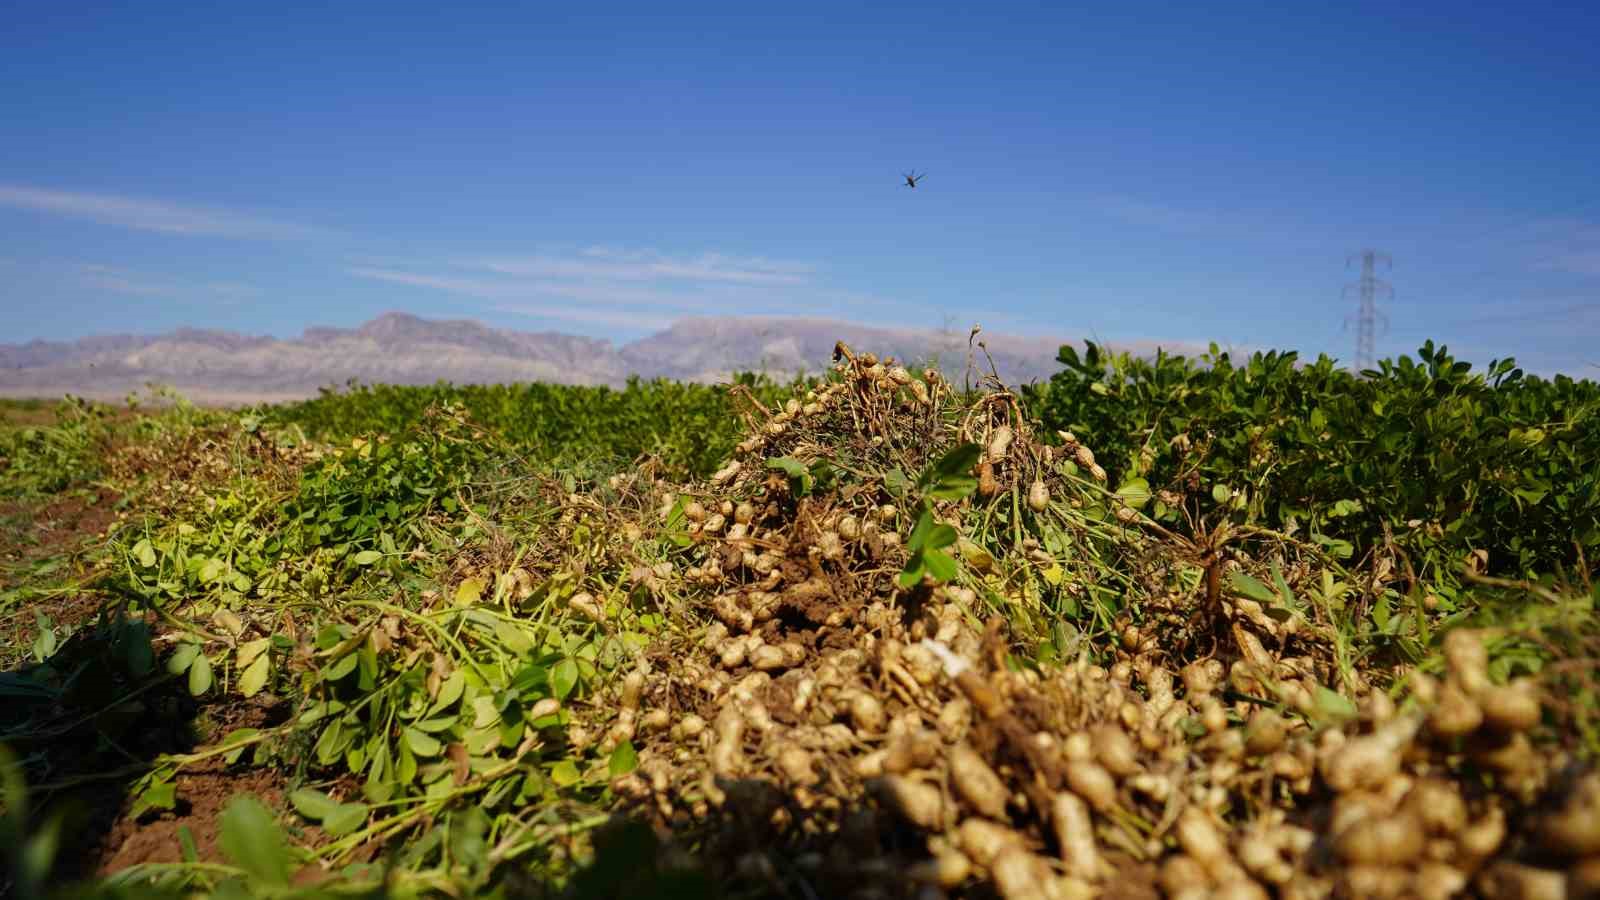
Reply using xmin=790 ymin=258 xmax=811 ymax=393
xmin=349 ymin=245 xmax=824 ymax=331
xmin=1534 ymin=241 xmax=1600 ymax=277
xmin=76 ymin=262 xmax=173 ymax=297
xmin=1465 ymin=216 xmax=1600 ymax=278
xmin=468 ymin=248 xmax=813 ymax=286
xmin=71 ymin=263 xmax=259 ymax=304
xmin=0 ymin=184 xmax=334 ymax=240
xmin=491 ymin=303 xmax=675 ymax=330
xmin=346 ymin=267 xmax=517 ymax=299
xmin=527 ymin=280 xmax=734 ymax=309
xmin=349 ymin=265 xmax=711 ymax=308
xmin=76 ymin=264 xmax=173 ymax=298
xmin=346 ymin=267 xmax=677 ymax=328
xmin=1546 ymin=251 xmax=1600 ymax=276
xmin=1448 ymin=297 xmax=1590 ymax=324
xmin=205 ymin=281 xmax=263 ymax=300
xmin=347 ymin=264 xmax=707 ymax=329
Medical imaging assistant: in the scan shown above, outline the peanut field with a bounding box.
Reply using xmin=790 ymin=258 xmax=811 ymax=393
xmin=1 ymin=339 xmax=1597 ymax=900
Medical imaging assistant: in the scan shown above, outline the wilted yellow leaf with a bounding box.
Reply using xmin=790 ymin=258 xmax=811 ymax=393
xmin=455 ymin=576 xmax=485 ymax=606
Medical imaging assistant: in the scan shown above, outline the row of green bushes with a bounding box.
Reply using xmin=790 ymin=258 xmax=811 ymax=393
xmin=1023 ymin=340 xmax=1600 ymax=581
xmin=258 ymin=374 xmax=801 ymax=480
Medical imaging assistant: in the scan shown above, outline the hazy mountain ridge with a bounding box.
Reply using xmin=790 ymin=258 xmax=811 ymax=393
xmin=0 ymin=312 xmax=1192 ymax=404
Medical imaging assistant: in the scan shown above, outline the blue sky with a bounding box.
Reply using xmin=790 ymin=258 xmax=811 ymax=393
xmin=2 ymin=2 xmax=1597 ymax=373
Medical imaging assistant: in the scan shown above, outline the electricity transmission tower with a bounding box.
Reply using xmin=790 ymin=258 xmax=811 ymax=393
xmin=1343 ymin=250 xmax=1392 ymax=371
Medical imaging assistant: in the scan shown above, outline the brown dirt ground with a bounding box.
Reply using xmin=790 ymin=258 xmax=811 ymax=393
xmin=0 ymin=489 xmax=120 ymax=662
xmin=0 ymin=405 xmax=62 ymax=428
xmin=93 ymin=766 xmax=290 ymax=874
xmin=90 ymin=694 xmax=298 ymax=876
xmin=0 ymin=488 xmax=119 ymax=564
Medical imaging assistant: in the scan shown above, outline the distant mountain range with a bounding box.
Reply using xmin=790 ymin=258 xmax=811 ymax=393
xmin=0 ymin=312 xmax=1205 ymax=405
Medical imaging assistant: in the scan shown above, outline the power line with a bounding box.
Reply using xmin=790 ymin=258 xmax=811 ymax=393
xmin=1343 ymin=249 xmax=1393 ymax=371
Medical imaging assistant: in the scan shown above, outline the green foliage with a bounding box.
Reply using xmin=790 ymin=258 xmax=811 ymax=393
xmin=259 ymin=373 xmax=802 ymax=480
xmin=289 ymin=787 xmax=370 ymax=837
xmin=112 ymin=402 xmax=496 ymax=611
xmin=898 ymin=443 xmax=982 ymax=588
xmin=280 ymin=404 xmax=491 ymax=561
xmin=219 ymin=795 xmax=293 ymax=886
xmin=767 ymin=455 xmax=836 ymax=498
xmin=0 ymin=397 xmax=113 ymax=497
xmin=1026 ymin=340 xmax=1600 ymax=580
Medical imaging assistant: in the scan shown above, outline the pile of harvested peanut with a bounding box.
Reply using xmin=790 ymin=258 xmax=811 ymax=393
xmin=570 ymin=347 xmax=1597 ymax=899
